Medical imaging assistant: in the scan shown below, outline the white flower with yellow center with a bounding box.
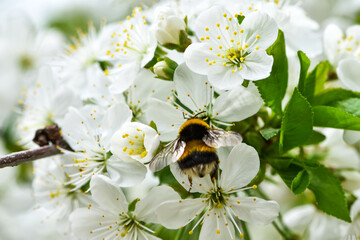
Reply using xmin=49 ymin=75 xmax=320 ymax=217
xmin=33 ymin=157 xmax=92 ymax=236
xmin=145 ymin=63 xmax=263 ymax=142
xmin=61 ymin=103 xmax=146 ymax=190
xmin=17 ymin=66 xmax=81 ymax=148
xmin=106 ymin=8 xmax=157 ymax=93
xmin=111 ymin=122 xmax=160 ymax=164
xmin=184 ymin=6 xmax=278 ymax=90
xmin=70 ymin=175 xmax=179 ymax=240
xmin=324 ymin=24 xmax=360 ymax=68
xmin=155 ymin=143 xmax=280 ymax=240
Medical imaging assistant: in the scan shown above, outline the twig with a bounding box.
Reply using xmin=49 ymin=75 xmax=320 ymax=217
xmin=0 ymin=145 xmax=61 ymax=168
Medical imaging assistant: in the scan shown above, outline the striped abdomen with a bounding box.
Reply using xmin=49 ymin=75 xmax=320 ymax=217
xmin=178 ymin=140 xmax=218 ymax=178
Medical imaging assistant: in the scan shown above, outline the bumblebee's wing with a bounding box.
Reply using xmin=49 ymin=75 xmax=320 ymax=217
xmin=203 ymin=129 xmax=242 ymax=148
xmin=149 ymin=138 xmax=186 ymax=172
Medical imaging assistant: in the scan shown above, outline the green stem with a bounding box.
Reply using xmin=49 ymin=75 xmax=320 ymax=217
xmin=241 ymin=221 xmax=251 ymax=240
xmin=272 ymin=221 xmax=290 ymax=239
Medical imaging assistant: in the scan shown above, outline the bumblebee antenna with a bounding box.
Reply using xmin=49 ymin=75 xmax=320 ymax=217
xmin=192 ymin=111 xmax=206 ymax=119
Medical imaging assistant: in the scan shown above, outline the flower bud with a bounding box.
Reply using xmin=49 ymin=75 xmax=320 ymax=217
xmin=154 ymin=7 xmax=186 ymax=46
xmin=153 ymin=57 xmax=178 ymax=81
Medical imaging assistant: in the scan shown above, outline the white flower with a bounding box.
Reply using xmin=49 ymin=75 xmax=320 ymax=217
xmin=111 ymin=122 xmax=160 ymax=164
xmin=33 ymin=156 xmax=92 ymax=235
xmin=145 ymin=63 xmax=263 ymax=141
xmin=153 ymin=7 xmax=186 ymax=46
xmin=106 ymin=8 xmax=157 ymax=93
xmin=184 ymin=6 xmax=278 ymax=90
xmin=61 ymin=103 xmax=146 ymax=189
xmin=324 ymin=24 xmax=360 ymax=67
xmin=70 ymin=175 xmax=178 ymax=240
xmin=53 ymin=23 xmax=114 ymax=101
xmin=17 ymin=66 xmax=81 ymax=148
xmin=155 ymin=143 xmax=280 ymax=239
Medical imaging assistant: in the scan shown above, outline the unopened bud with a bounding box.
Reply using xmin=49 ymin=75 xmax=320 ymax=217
xmin=154 ymin=7 xmax=187 ymax=47
xmin=153 ymin=57 xmax=178 ymax=81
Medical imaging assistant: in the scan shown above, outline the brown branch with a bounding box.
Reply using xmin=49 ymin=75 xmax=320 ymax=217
xmin=0 ymin=145 xmax=61 ymax=168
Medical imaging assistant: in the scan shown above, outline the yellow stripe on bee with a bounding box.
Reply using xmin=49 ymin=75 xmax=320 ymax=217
xmin=178 ymin=140 xmax=216 ymax=161
xmin=179 ymin=119 xmax=210 ymax=134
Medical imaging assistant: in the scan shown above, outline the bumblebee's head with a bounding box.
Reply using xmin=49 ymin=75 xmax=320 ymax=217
xmin=179 ymin=118 xmax=210 ymax=141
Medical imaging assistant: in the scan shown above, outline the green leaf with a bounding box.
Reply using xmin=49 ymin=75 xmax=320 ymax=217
xmin=331 ymin=98 xmax=360 ymax=117
xmin=291 ymin=170 xmax=310 ymax=194
xmin=275 ymin=163 xmax=303 ymax=188
xmin=313 ymin=88 xmax=360 ymax=106
xmin=237 ymin=15 xmax=245 ymax=24
xmin=299 ymin=60 xmax=330 ymax=103
xmin=267 ymin=157 xmax=293 ymax=170
xmin=304 ymin=131 xmax=326 ymax=145
xmin=280 ymin=88 xmax=313 ymax=152
xmin=307 ymin=165 xmax=351 ymax=222
xmin=244 ymin=131 xmax=265 ymax=153
xmin=297 ymin=51 xmax=311 ymax=94
xmin=254 ymin=30 xmax=288 ymax=115
xmin=260 ymin=128 xmax=280 ymax=140
xmin=313 ymin=61 xmax=330 ymax=95
xmin=313 ymin=106 xmax=360 ymax=131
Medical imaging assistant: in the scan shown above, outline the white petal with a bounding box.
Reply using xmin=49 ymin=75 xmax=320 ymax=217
xmin=241 ymin=12 xmax=278 ymax=50
xmin=220 ymin=143 xmax=260 ymax=190
xmin=241 ymin=50 xmax=273 ymax=81
xmin=90 ymin=175 xmax=128 ymax=213
xmin=170 ymin=163 xmax=213 ymax=193
xmin=134 ymin=185 xmax=179 ymax=223
xmin=184 ymin=42 xmax=213 ymax=75
xmin=155 ymin=198 xmax=205 ymax=229
xmin=141 ymin=34 xmax=157 ymax=68
xmin=106 ymin=156 xmax=147 ymax=187
xmin=174 ymin=63 xmax=210 ymax=112
xmin=337 ymin=59 xmax=360 ymax=92
xmin=145 ymin=98 xmax=185 ymax=142
xmin=344 ymin=130 xmax=360 ymax=145
xmin=283 ymin=204 xmax=316 ymax=234
xmin=208 ymin=65 xmax=244 ymax=90
xmin=229 ymin=197 xmax=280 ymax=225
xmin=194 ymin=6 xmax=238 ymax=43
xmin=346 ymin=25 xmax=360 ymax=41
xmin=101 ymin=102 xmax=132 ymax=146
xmin=109 ymin=62 xmax=140 ymax=94
xmin=131 ymin=69 xmax=175 ymax=105
xmin=199 ymin=209 xmax=235 ymax=240
xmin=213 ymin=82 xmax=263 ymax=122
xmin=70 ymin=207 xmax=119 ymax=240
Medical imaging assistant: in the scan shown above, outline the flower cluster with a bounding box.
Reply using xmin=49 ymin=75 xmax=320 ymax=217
xmin=1 ymin=0 xmax=360 ymax=239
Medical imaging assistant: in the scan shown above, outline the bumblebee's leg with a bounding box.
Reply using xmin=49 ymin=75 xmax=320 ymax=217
xmin=188 ymin=176 xmax=193 ymax=194
xmin=210 ymin=162 xmax=219 ymax=184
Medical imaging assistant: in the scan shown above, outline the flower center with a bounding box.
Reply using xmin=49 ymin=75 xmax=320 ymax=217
xmin=207 ymin=188 xmax=229 ymax=209
xmin=121 ymin=128 xmax=148 ymax=159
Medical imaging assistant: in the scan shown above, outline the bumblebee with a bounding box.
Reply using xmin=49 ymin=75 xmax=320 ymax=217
xmin=149 ymin=117 xmax=242 ymax=184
